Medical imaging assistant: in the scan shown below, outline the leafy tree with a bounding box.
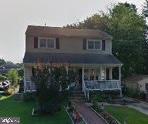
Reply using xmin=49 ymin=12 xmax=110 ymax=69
xmin=0 ymin=75 xmax=7 ymax=81
xmin=0 ymin=59 xmax=6 ymax=66
xmin=108 ymin=3 xmax=146 ymax=77
xmin=17 ymin=68 xmax=24 ymax=79
xmin=66 ymin=2 xmax=147 ymax=78
xmin=143 ymin=0 xmax=148 ymax=74
xmin=31 ymin=65 xmax=72 ymax=115
xmin=7 ymin=69 xmax=19 ymax=85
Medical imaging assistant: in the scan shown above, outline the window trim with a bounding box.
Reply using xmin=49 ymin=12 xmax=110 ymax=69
xmin=38 ymin=37 xmax=56 ymax=49
xmin=86 ymin=39 xmax=102 ymax=50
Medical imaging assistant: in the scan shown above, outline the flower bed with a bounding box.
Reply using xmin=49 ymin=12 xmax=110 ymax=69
xmin=91 ymin=103 xmax=121 ymax=124
xmin=65 ymin=101 xmax=86 ymax=124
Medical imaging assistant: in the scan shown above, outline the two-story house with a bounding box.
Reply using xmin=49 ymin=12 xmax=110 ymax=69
xmin=23 ymin=25 xmax=122 ymax=99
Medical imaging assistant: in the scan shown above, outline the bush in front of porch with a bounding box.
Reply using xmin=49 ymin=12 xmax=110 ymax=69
xmin=31 ymin=65 xmax=76 ymax=115
xmin=90 ymin=90 xmax=121 ymax=103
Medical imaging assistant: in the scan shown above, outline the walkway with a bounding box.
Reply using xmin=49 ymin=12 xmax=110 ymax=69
xmin=126 ymin=99 xmax=148 ymax=115
xmin=75 ymin=102 xmax=106 ymax=124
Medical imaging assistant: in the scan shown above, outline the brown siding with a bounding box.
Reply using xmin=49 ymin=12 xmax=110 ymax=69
xmin=26 ymin=35 xmax=112 ymax=54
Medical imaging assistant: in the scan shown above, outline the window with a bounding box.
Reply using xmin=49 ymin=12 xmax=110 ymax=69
xmin=47 ymin=39 xmax=55 ymax=48
xmin=39 ymin=37 xmax=56 ymax=48
xmin=40 ymin=39 xmax=46 ymax=48
xmin=87 ymin=39 xmax=101 ymax=50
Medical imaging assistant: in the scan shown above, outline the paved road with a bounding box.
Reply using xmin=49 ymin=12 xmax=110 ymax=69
xmin=75 ymin=103 xmax=106 ymax=124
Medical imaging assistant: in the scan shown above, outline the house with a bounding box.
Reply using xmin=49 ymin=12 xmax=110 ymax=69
xmin=124 ymin=75 xmax=148 ymax=93
xmin=23 ymin=25 xmax=122 ymax=99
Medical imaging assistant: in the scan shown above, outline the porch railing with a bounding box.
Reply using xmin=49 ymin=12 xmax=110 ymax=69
xmin=84 ymin=80 xmax=121 ymax=91
xmin=25 ymin=80 xmax=36 ymax=92
xmin=83 ymin=80 xmax=121 ymax=99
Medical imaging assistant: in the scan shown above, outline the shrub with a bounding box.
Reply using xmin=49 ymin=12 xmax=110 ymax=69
xmin=139 ymin=91 xmax=146 ymax=100
xmin=7 ymin=69 xmax=19 ymax=85
xmin=125 ymin=87 xmax=140 ymax=98
xmin=0 ymin=75 xmax=7 ymax=81
xmin=91 ymin=93 xmax=107 ymax=102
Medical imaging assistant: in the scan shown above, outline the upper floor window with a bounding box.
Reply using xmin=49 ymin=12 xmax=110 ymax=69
xmin=39 ymin=37 xmax=56 ymax=48
xmin=87 ymin=39 xmax=101 ymax=50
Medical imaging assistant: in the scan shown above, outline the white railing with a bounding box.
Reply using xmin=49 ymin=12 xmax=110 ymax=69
xmin=84 ymin=80 xmax=121 ymax=91
xmin=82 ymin=80 xmax=122 ymax=100
xmin=25 ymin=81 xmax=36 ymax=92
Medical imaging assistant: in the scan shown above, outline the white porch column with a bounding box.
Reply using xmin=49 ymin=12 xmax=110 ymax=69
xmin=82 ymin=66 xmax=84 ymax=92
xmin=119 ymin=66 xmax=122 ymax=97
xmin=109 ymin=67 xmax=112 ymax=80
xmin=23 ymin=65 xmax=26 ymax=93
xmin=100 ymin=66 xmax=106 ymax=80
xmin=119 ymin=66 xmax=121 ymax=81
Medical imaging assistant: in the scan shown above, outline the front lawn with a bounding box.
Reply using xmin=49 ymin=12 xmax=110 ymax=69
xmin=106 ymin=105 xmax=148 ymax=124
xmin=0 ymin=97 xmax=71 ymax=124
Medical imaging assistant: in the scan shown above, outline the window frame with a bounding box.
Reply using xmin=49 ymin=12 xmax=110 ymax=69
xmin=86 ymin=39 xmax=102 ymax=50
xmin=38 ymin=37 xmax=56 ymax=49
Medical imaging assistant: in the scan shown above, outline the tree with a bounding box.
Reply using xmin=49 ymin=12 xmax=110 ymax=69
xmin=108 ymin=3 xmax=146 ymax=77
xmin=31 ymin=65 xmax=72 ymax=115
xmin=66 ymin=2 xmax=147 ymax=78
xmin=7 ymin=69 xmax=19 ymax=85
xmin=0 ymin=75 xmax=7 ymax=81
xmin=143 ymin=0 xmax=148 ymax=74
xmin=0 ymin=58 xmax=6 ymax=66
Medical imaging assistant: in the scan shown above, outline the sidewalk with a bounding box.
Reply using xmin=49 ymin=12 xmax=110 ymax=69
xmin=75 ymin=103 xmax=106 ymax=124
xmin=127 ymin=102 xmax=148 ymax=115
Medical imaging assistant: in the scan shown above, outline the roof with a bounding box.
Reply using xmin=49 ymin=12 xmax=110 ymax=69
xmin=23 ymin=52 xmax=122 ymax=65
xmin=124 ymin=75 xmax=148 ymax=83
xmin=26 ymin=25 xmax=112 ymax=40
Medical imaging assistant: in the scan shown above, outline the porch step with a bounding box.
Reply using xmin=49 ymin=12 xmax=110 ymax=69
xmin=69 ymin=91 xmax=86 ymax=103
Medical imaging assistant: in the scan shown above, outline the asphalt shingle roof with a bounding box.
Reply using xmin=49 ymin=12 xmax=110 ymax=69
xmin=23 ymin=52 xmax=122 ymax=65
xmin=26 ymin=25 xmax=112 ymax=40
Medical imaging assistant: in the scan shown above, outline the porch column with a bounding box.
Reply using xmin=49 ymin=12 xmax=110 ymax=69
xmin=109 ymin=67 xmax=112 ymax=80
xmin=119 ymin=66 xmax=122 ymax=97
xmin=100 ymin=66 xmax=106 ymax=80
xmin=119 ymin=66 xmax=121 ymax=81
xmin=65 ymin=65 xmax=69 ymax=75
xmin=82 ymin=66 xmax=84 ymax=92
xmin=23 ymin=65 xmax=26 ymax=93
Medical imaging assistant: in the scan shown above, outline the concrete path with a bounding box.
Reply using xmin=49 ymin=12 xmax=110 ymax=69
xmin=75 ymin=103 xmax=106 ymax=124
xmin=127 ymin=102 xmax=148 ymax=115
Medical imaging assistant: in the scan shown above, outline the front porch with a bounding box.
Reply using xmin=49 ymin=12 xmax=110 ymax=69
xmin=24 ymin=64 xmax=122 ymax=99
xmin=81 ymin=65 xmax=122 ymax=100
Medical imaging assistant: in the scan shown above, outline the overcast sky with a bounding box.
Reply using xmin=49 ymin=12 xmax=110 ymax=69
xmin=0 ymin=0 xmax=145 ymax=63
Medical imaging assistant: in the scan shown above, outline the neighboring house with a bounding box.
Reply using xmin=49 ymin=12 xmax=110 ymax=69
xmin=124 ymin=75 xmax=148 ymax=93
xmin=23 ymin=25 xmax=122 ymax=99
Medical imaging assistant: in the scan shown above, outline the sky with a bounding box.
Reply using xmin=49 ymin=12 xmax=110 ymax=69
xmin=0 ymin=0 xmax=146 ymax=63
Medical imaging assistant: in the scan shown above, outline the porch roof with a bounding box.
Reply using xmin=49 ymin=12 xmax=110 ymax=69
xmin=23 ymin=52 xmax=122 ymax=65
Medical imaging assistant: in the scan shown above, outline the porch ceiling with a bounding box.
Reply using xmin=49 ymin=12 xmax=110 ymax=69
xmin=23 ymin=52 xmax=122 ymax=65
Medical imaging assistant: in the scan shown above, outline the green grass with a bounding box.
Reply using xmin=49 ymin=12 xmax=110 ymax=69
xmin=0 ymin=97 xmax=71 ymax=124
xmin=105 ymin=105 xmax=148 ymax=124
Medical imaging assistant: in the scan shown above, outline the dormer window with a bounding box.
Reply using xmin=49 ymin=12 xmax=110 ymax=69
xmin=39 ymin=37 xmax=56 ymax=48
xmin=87 ymin=39 xmax=102 ymax=50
